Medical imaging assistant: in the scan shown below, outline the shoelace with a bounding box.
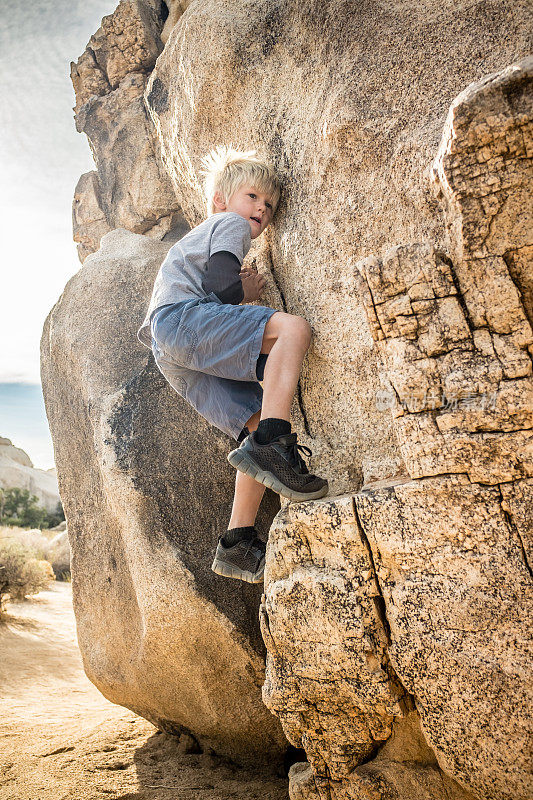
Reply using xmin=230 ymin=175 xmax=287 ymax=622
xmin=286 ymin=441 xmax=312 ymax=474
xmin=243 ymin=536 xmax=265 ymax=563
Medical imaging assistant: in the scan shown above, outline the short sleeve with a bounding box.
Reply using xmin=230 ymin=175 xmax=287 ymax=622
xmin=209 ymin=213 xmax=251 ymax=265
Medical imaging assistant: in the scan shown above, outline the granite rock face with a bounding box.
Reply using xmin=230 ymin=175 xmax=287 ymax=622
xmin=261 ymin=496 xmax=478 ymax=800
xmin=42 ymin=0 xmax=532 ymax=794
xmin=40 ymin=228 xmax=286 ymax=764
xmin=261 ymin=59 xmax=532 ymax=800
xmin=143 ymin=0 xmax=532 ymax=496
xmin=355 ymin=475 xmax=532 ymax=800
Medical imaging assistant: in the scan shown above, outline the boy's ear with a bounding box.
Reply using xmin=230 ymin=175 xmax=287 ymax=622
xmin=213 ymin=189 xmax=227 ymax=211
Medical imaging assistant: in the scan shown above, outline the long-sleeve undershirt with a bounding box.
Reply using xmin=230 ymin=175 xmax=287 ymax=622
xmin=202 ymin=250 xmax=244 ymax=305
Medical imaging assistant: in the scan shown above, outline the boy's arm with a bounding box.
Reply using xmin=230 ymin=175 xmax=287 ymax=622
xmin=202 ymin=250 xmax=244 ymax=304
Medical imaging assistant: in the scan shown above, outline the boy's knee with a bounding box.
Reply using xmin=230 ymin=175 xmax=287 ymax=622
xmin=270 ymin=312 xmax=312 ymax=349
xmin=293 ymin=316 xmax=312 ymax=348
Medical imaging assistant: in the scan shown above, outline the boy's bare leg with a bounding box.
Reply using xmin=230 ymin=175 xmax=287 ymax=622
xmin=259 ymin=312 xmax=312 ymax=420
xmin=228 ymin=410 xmax=264 ymax=528
xmin=227 ymin=313 xmax=311 ymax=528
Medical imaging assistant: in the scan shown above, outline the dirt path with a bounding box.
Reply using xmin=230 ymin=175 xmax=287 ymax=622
xmin=0 ymin=583 xmax=289 ymax=800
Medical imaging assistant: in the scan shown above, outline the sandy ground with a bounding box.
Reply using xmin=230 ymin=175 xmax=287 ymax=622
xmin=0 ymin=583 xmax=290 ymax=800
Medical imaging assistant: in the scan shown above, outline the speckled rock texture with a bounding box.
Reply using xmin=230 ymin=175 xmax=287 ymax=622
xmin=70 ymin=0 xmax=186 ymax=261
xmin=261 ymin=56 xmax=532 ymax=800
xmin=355 ymin=476 xmax=532 ymax=800
xmin=44 ymin=0 xmax=532 ymax=795
xmin=261 ymin=495 xmax=478 ymax=800
xmin=40 ymin=228 xmax=286 ymax=765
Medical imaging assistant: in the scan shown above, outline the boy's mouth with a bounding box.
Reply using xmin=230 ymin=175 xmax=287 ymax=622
xmin=250 ymin=216 xmax=261 ymax=225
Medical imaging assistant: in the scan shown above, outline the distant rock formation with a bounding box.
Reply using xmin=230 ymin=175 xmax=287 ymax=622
xmin=0 ymin=437 xmax=60 ymax=512
xmin=41 ymin=0 xmax=532 ymax=796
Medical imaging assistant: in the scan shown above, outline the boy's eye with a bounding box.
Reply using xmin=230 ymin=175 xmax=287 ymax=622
xmin=249 ymin=192 xmax=272 ymax=209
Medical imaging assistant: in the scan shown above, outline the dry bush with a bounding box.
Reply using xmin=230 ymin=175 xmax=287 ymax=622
xmin=6 ymin=527 xmax=51 ymax=559
xmin=0 ymin=528 xmax=56 ymax=608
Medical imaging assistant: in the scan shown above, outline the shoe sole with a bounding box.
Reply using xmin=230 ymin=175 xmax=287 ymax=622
xmin=211 ymin=556 xmax=264 ymax=584
xmin=227 ymin=447 xmax=329 ymax=502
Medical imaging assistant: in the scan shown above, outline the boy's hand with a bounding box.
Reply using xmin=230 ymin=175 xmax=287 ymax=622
xmin=240 ymin=265 xmax=266 ymax=302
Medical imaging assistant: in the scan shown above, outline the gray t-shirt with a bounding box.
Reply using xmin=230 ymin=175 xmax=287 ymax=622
xmin=137 ymin=211 xmax=251 ymax=347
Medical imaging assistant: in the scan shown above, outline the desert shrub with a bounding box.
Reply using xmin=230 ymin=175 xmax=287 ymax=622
xmin=0 ymin=524 xmax=71 ymax=585
xmin=8 ymin=528 xmax=51 ymax=559
xmin=45 ymin=501 xmax=66 ymax=529
xmin=0 ymin=530 xmax=55 ymax=608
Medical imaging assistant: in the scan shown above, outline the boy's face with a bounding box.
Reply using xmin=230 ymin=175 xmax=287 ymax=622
xmin=214 ymin=183 xmax=275 ymax=239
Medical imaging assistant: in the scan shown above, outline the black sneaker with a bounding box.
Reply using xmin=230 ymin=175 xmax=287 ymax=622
xmin=211 ymin=533 xmax=266 ymax=584
xmin=227 ymin=430 xmax=328 ymax=502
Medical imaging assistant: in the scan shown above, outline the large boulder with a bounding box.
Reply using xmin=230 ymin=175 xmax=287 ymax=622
xmin=40 ymin=228 xmax=286 ymax=764
xmin=261 ymin=59 xmax=533 ymax=800
xmin=261 ymin=495 xmax=478 ymax=800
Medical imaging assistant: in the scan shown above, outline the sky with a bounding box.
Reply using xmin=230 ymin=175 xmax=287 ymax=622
xmin=0 ymin=383 xmax=55 ymax=470
xmin=0 ymin=0 xmax=117 ymax=467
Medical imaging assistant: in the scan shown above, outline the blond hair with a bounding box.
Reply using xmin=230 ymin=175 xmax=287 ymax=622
xmin=199 ymin=144 xmax=281 ymax=217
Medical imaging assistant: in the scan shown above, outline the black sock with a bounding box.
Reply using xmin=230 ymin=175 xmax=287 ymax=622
xmin=222 ymin=526 xmax=256 ymax=547
xmin=255 ymin=417 xmax=291 ymax=444
xmin=237 ymin=425 xmax=250 ymax=443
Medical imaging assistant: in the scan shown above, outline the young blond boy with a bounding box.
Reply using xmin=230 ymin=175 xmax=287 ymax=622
xmin=137 ymin=145 xmax=328 ymax=584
